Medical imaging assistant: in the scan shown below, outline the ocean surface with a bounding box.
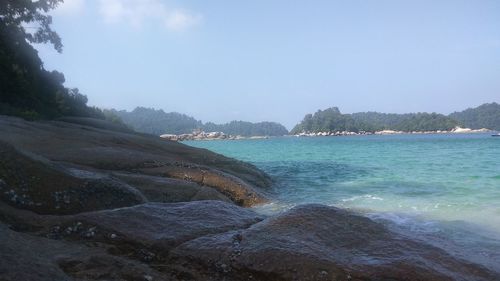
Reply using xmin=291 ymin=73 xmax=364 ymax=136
xmin=184 ymin=133 xmax=500 ymax=271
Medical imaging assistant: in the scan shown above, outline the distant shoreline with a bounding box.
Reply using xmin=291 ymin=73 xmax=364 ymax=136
xmin=161 ymin=127 xmax=495 ymax=142
xmin=292 ymin=127 xmax=492 ymax=137
xmin=161 ymin=131 xmax=270 ymax=141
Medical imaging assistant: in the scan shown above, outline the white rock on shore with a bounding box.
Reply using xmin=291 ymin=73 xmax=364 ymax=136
xmin=374 ymin=130 xmax=402 ymax=135
xmin=451 ymin=127 xmax=490 ymax=133
xmin=296 ymin=131 xmax=368 ymax=137
xmin=160 ymin=130 xmax=269 ymax=141
xmin=294 ymin=127 xmax=492 ymax=137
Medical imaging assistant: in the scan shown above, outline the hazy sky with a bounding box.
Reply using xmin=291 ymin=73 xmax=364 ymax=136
xmin=38 ymin=0 xmax=500 ymax=128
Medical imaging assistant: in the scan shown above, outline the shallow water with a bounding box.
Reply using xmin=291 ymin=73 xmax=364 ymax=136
xmin=185 ymin=133 xmax=500 ymax=271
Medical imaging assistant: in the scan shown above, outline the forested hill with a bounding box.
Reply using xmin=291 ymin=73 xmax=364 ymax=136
xmin=107 ymin=108 xmax=202 ymax=135
xmin=204 ymin=121 xmax=289 ymax=137
xmin=350 ymin=112 xmax=459 ymax=132
xmin=108 ymin=107 xmax=289 ymax=136
xmin=291 ymin=103 xmax=500 ymax=134
xmin=449 ymin=102 xmax=500 ymax=131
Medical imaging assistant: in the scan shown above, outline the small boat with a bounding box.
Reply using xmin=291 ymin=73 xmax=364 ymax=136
xmin=492 ymin=133 xmax=500 ymax=137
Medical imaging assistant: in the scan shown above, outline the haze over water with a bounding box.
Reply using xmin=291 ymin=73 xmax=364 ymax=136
xmin=186 ymin=133 xmax=500 ymax=272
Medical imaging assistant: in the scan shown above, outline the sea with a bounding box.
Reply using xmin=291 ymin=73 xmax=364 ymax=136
xmin=184 ymin=133 xmax=500 ymax=272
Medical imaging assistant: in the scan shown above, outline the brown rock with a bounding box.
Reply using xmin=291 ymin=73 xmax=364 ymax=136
xmin=139 ymin=165 xmax=267 ymax=206
xmin=171 ymin=204 xmax=500 ymax=281
xmin=112 ymin=172 xmax=233 ymax=204
xmin=0 ymin=115 xmax=270 ymax=207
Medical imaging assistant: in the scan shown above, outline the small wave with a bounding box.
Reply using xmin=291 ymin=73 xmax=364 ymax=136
xmin=368 ymin=211 xmax=500 ymax=273
xmin=367 ymin=212 xmax=439 ymax=232
xmin=252 ymin=201 xmax=295 ymax=215
xmin=341 ymin=194 xmax=384 ymax=202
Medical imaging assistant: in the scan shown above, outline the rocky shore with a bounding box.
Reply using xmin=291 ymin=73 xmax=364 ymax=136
xmin=294 ymin=126 xmax=491 ymax=137
xmin=0 ymin=115 xmax=498 ymax=281
xmin=160 ymin=130 xmax=269 ymax=141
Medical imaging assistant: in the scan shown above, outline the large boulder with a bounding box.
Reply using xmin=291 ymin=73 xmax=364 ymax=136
xmin=0 ymin=115 xmax=270 ymax=207
xmin=171 ymin=204 xmax=500 ymax=281
xmin=48 ymin=201 xmax=265 ymax=263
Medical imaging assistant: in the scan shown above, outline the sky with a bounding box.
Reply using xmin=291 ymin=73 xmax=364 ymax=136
xmin=37 ymin=0 xmax=500 ymax=129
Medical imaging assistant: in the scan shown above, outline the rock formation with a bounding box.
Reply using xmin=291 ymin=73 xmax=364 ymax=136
xmin=0 ymin=115 xmax=498 ymax=281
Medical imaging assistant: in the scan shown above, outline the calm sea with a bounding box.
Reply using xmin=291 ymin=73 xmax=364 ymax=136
xmin=185 ymin=133 xmax=500 ymax=271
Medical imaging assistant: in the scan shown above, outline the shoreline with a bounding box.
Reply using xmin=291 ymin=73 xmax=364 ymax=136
xmin=161 ymin=131 xmax=271 ymax=141
xmin=293 ymin=127 xmax=492 ymax=137
xmin=162 ymin=127 xmax=495 ymax=142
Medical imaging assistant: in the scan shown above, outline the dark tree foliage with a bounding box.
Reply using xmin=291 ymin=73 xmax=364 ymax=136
xmin=291 ymin=107 xmax=367 ymax=134
xmin=0 ymin=0 xmax=103 ymax=119
xmin=392 ymin=113 xmax=458 ymax=131
xmin=350 ymin=112 xmax=459 ymax=132
xmin=291 ymin=107 xmax=460 ymax=134
xmin=110 ymin=107 xmax=289 ymax=136
xmin=449 ymin=102 xmax=500 ymax=130
xmin=0 ymin=0 xmax=63 ymax=52
xmin=350 ymin=112 xmax=415 ymax=131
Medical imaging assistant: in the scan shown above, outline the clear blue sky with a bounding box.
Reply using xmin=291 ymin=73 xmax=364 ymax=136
xmin=38 ymin=0 xmax=500 ymax=129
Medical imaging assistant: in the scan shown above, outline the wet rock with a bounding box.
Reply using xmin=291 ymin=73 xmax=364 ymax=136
xmin=171 ymin=204 xmax=500 ymax=281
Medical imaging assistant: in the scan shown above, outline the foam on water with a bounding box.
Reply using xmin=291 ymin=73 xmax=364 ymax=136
xmin=185 ymin=133 xmax=500 ymax=271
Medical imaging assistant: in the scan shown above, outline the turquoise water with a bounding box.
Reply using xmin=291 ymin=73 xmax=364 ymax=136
xmin=185 ymin=134 xmax=500 ymax=270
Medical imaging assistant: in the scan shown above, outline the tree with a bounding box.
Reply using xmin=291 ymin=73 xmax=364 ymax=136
xmin=1 ymin=0 xmax=104 ymax=119
xmin=0 ymin=0 xmax=63 ymax=52
xmin=292 ymin=107 xmax=460 ymax=134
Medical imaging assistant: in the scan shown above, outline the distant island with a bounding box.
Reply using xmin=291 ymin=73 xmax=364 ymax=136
xmin=105 ymin=107 xmax=289 ymax=138
xmin=104 ymin=104 xmax=500 ymax=141
xmin=291 ymin=103 xmax=500 ymax=135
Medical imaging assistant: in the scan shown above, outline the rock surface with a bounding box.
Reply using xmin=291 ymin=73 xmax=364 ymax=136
xmin=0 ymin=222 xmax=171 ymax=281
xmin=53 ymin=201 xmax=265 ymax=262
xmin=112 ymin=172 xmax=232 ymax=204
xmin=171 ymin=204 xmax=500 ymax=281
xmin=0 ymin=115 xmax=270 ymax=209
xmin=0 ymin=142 xmax=146 ymax=215
xmin=3 ymin=200 xmax=497 ymax=281
xmin=0 ymin=200 xmax=264 ymax=280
